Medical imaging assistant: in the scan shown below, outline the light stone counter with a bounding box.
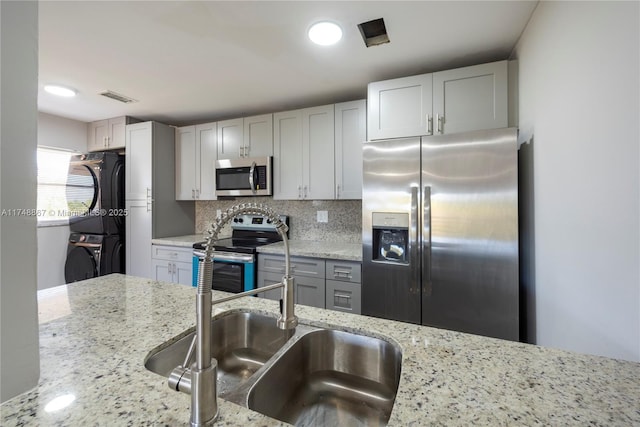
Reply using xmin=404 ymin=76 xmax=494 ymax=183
xmin=151 ymin=234 xmax=205 ymax=248
xmin=258 ymin=240 xmax=362 ymax=261
xmin=2 ymin=274 xmax=639 ymax=426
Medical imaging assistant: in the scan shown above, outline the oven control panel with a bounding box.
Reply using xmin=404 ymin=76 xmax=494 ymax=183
xmin=232 ymin=214 xmax=288 ymax=231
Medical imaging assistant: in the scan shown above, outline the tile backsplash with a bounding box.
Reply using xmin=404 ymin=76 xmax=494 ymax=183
xmin=196 ymin=198 xmax=362 ymax=243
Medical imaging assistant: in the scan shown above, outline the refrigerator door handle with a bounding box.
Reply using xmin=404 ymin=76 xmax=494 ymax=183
xmin=423 ymin=186 xmax=432 ymax=296
xmin=410 ymin=186 xmax=419 ymax=294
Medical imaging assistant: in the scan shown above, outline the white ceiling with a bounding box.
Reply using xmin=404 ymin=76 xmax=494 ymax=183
xmin=38 ymin=1 xmax=538 ymax=126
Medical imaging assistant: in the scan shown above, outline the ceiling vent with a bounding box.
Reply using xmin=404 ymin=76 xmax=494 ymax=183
xmin=357 ymin=18 xmax=390 ymax=47
xmin=99 ymin=90 xmax=137 ymax=104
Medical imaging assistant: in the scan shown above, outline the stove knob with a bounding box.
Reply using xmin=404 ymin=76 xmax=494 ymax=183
xmin=79 ymin=235 xmax=86 ymax=242
xmin=238 ymin=218 xmax=244 ymax=223
xmin=233 ymin=218 xmax=238 ymax=223
xmin=266 ymin=219 xmax=272 ymax=224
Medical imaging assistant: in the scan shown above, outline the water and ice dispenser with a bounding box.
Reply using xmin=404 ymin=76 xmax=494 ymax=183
xmin=371 ymin=212 xmax=409 ymax=264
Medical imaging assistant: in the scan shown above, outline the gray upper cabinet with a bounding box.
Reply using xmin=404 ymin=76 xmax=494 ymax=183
xmin=432 ymin=60 xmax=508 ymax=134
xmin=273 ymin=105 xmax=334 ymax=200
xmin=217 ymin=118 xmax=244 ymax=159
xmin=368 ymin=74 xmax=433 ymax=140
xmin=88 ymin=116 xmax=138 ymax=151
xmin=243 ymin=114 xmax=273 ymax=158
xmin=217 ymin=114 xmax=273 ymax=160
xmin=367 ymin=60 xmax=508 ymax=140
xmin=335 ymin=100 xmax=366 ymax=200
xmin=175 ymin=122 xmax=217 ymax=200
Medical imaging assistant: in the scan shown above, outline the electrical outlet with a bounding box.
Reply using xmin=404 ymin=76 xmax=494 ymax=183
xmin=317 ymin=210 xmax=328 ymax=223
xmin=216 ymin=209 xmax=222 ymax=219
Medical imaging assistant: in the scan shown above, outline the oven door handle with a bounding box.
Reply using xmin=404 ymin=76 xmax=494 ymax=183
xmin=193 ymin=250 xmax=255 ymax=263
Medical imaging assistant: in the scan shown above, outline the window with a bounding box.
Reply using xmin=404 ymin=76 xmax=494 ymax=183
xmin=37 ymin=147 xmax=75 ymax=224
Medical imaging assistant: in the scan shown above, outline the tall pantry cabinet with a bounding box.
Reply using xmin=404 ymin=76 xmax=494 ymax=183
xmin=125 ymin=121 xmax=194 ymax=279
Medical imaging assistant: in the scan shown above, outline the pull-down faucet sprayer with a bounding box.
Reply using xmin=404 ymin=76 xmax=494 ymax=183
xmin=168 ymin=203 xmax=297 ymax=426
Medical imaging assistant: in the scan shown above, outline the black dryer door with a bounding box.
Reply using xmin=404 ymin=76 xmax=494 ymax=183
xmin=65 ymin=246 xmax=98 ymax=283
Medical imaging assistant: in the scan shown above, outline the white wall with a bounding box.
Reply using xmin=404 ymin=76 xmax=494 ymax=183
xmin=514 ymin=1 xmax=640 ymax=361
xmin=0 ymin=1 xmax=40 ymax=402
xmin=38 ymin=112 xmax=87 ymax=152
xmin=37 ymin=113 xmax=87 ymax=290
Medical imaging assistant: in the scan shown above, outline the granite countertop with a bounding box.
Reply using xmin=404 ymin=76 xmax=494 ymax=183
xmin=258 ymin=240 xmax=362 ymax=261
xmin=2 ymin=275 xmax=638 ymax=426
xmin=151 ymin=234 xmax=205 ymax=248
xmin=151 ymin=235 xmax=364 ymax=261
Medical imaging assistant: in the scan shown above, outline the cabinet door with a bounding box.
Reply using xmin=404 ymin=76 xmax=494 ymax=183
xmin=295 ymin=276 xmax=325 ymax=308
xmin=108 ymin=116 xmax=127 ymax=149
xmin=303 ymin=105 xmax=334 ymax=200
xmin=432 ymin=60 xmax=508 ymax=134
xmin=88 ymin=120 xmax=108 ymax=152
xmin=273 ymin=110 xmax=303 ymax=200
xmin=152 ymin=259 xmax=173 ymax=283
xmin=326 ymin=280 xmax=361 ymax=314
xmin=196 ymin=122 xmax=217 ymax=200
xmin=217 ymin=118 xmax=243 ymax=159
xmin=174 ymin=261 xmax=193 ymax=286
xmin=125 ymin=122 xmax=153 ymax=200
xmin=368 ymin=73 xmax=433 ymax=140
xmin=335 ymin=100 xmax=366 ymax=200
xmin=126 ymin=199 xmax=152 ymax=279
xmin=244 ymin=114 xmax=273 ymax=158
xmin=257 ymin=271 xmax=282 ymax=300
xmin=175 ymin=126 xmax=196 ymax=200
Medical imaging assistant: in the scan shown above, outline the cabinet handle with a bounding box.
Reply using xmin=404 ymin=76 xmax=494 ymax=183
xmin=334 ymin=269 xmax=352 ymax=279
xmin=239 ymin=146 xmax=244 ymax=158
xmin=436 ymin=114 xmax=444 ymax=134
xmin=427 ymin=115 xmax=433 ymax=135
xmin=195 ymin=189 xmax=200 ymax=199
xmin=334 ymin=292 xmax=352 ymax=309
xmin=298 ymin=185 xmax=302 ymax=199
xmin=336 ymin=184 xmax=340 ymax=199
xmin=103 ymin=136 xmax=107 ymax=148
xmin=191 ymin=189 xmax=195 ymax=199
xmin=244 ymin=146 xmax=249 ymax=157
xmin=303 ymin=185 xmax=308 ymax=199
xmin=146 ymin=187 xmax=153 ymax=212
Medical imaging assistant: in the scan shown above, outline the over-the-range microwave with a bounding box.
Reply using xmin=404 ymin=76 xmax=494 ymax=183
xmin=215 ymin=156 xmax=272 ymax=197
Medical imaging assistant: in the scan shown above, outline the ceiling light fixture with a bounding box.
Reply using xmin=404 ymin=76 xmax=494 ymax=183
xmin=308 ymin=21 xmax=342 ymax=46
xmin=44 ymin=84 xmax=77 ymax=97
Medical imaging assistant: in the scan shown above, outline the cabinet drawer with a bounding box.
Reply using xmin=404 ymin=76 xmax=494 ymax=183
xmin=326 ymin=280 xmax=361 ymax=314
xmin=325 ymin=260 xmax=361 ymax=283
xmin=258 ymin=254 xmax=325 ymax=278
xmin=152 ymin=245 xmax=193 ymax=263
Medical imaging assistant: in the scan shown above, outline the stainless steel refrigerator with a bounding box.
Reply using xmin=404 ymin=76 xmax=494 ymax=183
xmin=362 ymin=127 xmax=519 ymax=341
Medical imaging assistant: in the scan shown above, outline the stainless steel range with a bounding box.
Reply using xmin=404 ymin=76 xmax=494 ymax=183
xmin=193 ymin=214 xmax=288 ymax=293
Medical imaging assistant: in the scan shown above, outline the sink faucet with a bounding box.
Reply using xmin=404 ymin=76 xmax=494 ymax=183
xmin=168 ymin=203 xmax=298 ymax=427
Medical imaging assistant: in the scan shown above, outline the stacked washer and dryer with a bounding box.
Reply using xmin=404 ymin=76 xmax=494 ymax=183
xmin=64 ymin=152 xmax=125 ymax=283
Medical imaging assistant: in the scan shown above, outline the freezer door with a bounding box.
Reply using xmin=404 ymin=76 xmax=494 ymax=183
xmin=362 ymin=138 xmax=421 ymax=323
xmin=421 ymin=128 xmax=519 ymax=340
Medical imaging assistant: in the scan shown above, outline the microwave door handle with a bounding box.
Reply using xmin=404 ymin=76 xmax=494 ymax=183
xmin=249 ymin=161 xmax=257 ymax=193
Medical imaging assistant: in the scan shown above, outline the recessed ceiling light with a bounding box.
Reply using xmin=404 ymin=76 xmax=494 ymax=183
xmin=308 ymin=21 xmax=342 ymax=46
xmin=44 ymin=84 xmax=77 ymax=97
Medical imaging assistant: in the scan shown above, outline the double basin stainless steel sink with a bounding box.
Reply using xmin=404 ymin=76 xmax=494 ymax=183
xmin=144 ymin=310 xmax=403 ymax=426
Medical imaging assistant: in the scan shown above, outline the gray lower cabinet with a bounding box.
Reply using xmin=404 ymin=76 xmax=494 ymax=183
xmin=257 ymin=254 xmax=326 ymax=309
xmin=325 ymin=260 xmax=362 ymax=314
xmin=256 ymin=271 xmax=283 ymax=300
xmin=257 ymin=254 xmax=362 ymax=313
